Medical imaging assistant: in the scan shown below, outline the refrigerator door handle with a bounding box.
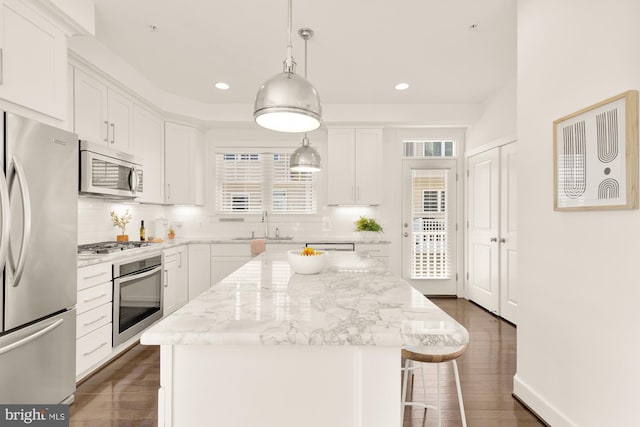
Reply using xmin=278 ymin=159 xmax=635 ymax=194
xmin=7 ymin=158 xmax=31 ymax=288
xmin=0 ymin=171 xmax=10 ymax=273
xmin=0 ymin=318 xmax=64 ymax=357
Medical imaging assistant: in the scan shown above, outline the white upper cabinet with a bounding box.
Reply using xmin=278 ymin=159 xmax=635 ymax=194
xmin=74 ymin=67 xmax=132 ymax=151
xmin=0 ymin=0 xmax=67 ymax=119
xmin=132 ymin=104 xmax=164 ymax=204
xmin=327 ymin=128 xmax=383 ymax=205
xmin=165 ymin=122 xmax=204 ymax=206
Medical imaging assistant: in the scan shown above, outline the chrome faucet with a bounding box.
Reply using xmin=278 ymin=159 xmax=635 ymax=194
xmin=262 ymin=210 xmax=269 ymax=238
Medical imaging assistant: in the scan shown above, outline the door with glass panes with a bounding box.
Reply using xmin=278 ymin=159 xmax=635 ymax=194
xmin=402 ymin=158 xmax=457 ymax=295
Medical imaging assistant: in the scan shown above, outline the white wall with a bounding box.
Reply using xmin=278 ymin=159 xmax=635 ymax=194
xmin=466 ymin=77 xmax=516 ymax=151
xmin=515 ymin=1 xmax=640 ymax=426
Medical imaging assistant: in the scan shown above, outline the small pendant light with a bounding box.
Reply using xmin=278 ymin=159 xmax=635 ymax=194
xmin=254 ymin=0 xmax=322 ymax=133
xmin=290 ymin=28 xmax=321 ymax=172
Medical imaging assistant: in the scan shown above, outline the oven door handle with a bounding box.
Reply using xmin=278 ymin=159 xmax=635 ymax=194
xmin=117 ymin=265 xmax=162 ymax=284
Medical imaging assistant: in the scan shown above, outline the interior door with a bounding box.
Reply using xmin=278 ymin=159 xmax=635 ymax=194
xmin=402 ymin=160 xmax=457 ymax=295
xmin=499 ymin=142 xmax=518 ymax=323
xmin=467 ymin=148 xmax=500 ymax=313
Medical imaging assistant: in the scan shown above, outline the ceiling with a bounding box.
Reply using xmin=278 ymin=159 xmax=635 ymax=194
xmin=92 ymin=0 xmax=516 ymax=107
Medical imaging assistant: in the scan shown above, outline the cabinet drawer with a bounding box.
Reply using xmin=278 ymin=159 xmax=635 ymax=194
xmin=76 ymin=323 xmax=112 ymax=376
xmin=77 ymin=263 xmax=112 ymax=291
xmin=77 ymin=282 xmax=112 ymax=314
xmin=76 ymin=302 xmax=112 ymax=339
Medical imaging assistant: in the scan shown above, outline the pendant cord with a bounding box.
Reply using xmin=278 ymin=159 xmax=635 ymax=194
xmin=286 ymin=0 xmax=293 ymax=70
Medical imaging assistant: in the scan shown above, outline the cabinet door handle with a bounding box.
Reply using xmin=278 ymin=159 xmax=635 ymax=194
xmin=110 ymin=123 xmax=115 ymax=144
xmin=164 ymin=270 xmax=169 ymax=287
xmin=356 ymin=186 xmax=360 ymax=201
xmin=167 ymin=184 xmax=171 ymax=200
xmin=500 ymin=238 xmax=506 ymax=243
xmin=490 ymin=237 xmax=498 ymax=242
xmin=83 ymin=271 xmax=108 ymax=281
xmin=83 ymin=293 xmax=108 ymax=304
xmin=83 ymin=341 xmax=108 ymax=357
xmin=83 ymin=315 xmax=107 ymax=328
xmin=104 ymin=121 xmax=109 ymax=143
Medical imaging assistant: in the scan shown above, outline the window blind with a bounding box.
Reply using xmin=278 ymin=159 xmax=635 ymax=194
xmin=216 ymin=153 xmax=263 ymax=212
xmin=403 ymin=140 xmax=456 ymax=158
xmin=270 ymin=154 xmax=316 ymax=213
xmin=410 ymin=169 xmax=450 ymax=279
xmin=216 ymin=152 xmax=316 ymax=214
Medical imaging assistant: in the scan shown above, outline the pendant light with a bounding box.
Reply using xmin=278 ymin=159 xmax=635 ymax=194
xmin=254 ymin=0 xmax=322 ymax=133
xmin=290 ymin=28 xmax=321 ymax=172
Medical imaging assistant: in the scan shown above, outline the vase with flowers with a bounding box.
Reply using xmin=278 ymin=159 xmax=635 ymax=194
xmin=110 ymin=209 xmax=132 ymax=242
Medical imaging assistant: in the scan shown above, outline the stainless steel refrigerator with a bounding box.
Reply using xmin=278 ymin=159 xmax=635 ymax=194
xmin=0 ymin=113 xmax=77 ymax=404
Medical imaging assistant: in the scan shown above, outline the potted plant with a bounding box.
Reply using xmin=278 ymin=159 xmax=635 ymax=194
xmin=110 ymin=209 xmax=132 ymax=242
xmin=168 ymin=227 xmax=176 ymax=240
xmin=354 ymin=216 xmax=383 ymax=240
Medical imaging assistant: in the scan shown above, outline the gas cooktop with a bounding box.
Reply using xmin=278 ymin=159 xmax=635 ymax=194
xmin=77 ymin=241 xmax=153 ymax=255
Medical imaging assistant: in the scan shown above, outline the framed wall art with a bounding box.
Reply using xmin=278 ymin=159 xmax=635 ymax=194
xmin=553 ymin=90 xmax=639 ymax=211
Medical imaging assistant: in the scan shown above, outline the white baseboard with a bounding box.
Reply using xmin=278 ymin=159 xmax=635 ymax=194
xmin=513 ymin=373 xmax=576 ymax=427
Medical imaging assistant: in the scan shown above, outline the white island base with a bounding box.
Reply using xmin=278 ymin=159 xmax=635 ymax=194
xmin=158 ymin=344 xmax=400 ymax=427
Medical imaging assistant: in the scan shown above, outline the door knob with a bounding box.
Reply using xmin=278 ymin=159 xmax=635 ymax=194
xmin=500 ymin=238 xmax=506 ymax=243
xmin=490 ymin=237 xmax=498 ymax=242
xmin=403 ymin=232 xmax=409 ymax=237
xmin=403 ymin=223 xmax=409 ymax=228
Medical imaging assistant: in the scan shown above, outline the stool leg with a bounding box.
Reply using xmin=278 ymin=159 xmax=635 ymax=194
xmin=401 ymin=359 xmax=410 ymax=427
xmin=452 ymin=359 xmax=467 ymax=427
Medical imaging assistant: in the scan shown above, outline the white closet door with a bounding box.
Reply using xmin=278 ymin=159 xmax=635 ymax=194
xmin=467 ymin=148 xmax=500 ymax=314
xmin=499 ymin=142 xmax=518 ymax=323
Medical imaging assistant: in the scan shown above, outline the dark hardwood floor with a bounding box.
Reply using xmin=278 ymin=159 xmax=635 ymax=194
xmin=70 ymin=298 xmax=544 ymax=427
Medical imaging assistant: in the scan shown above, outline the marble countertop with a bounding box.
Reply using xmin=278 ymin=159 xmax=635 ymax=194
xmin=140 ymin=251 xmax=468 ymax=348
xmin=77 ymin=237 xmax=391 ymax=267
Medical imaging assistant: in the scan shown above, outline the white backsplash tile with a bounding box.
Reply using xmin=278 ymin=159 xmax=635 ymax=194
xmin=78 ymin=198 xmax=386 ymax=244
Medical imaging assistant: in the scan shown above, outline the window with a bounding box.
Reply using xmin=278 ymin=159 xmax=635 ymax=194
xmin=410 ymin=169 xmax=450 ymax=279
xmin=403 ymin=140 xmax=456 ymax=158
xmin=216 ymin=152 xmax=316 ymax=214
xmin=422 ymin=190 xmax=446 ymax=212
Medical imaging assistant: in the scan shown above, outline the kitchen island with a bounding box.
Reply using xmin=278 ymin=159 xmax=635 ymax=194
xmin=141 ymin=251 xmax=468 ymax=427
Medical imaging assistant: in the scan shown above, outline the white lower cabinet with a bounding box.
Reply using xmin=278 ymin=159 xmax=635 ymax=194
xmin=76 ymin=262 xmax=113 ymax=377
xmin=76 ymin=323 xmax=112 ymax=376
xmin=188 ymin=244 xmax=211 ymax=299
xmin=211 ymin=244 xmax=251 ymax=285
xmin=163 ymin=246 xmax=188 ymax=316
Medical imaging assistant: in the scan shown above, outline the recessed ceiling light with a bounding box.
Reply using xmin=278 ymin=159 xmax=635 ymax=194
xmin=468 ymin=23 xmax=479 ymax=31
xmin=215 ymin=82 xmax=230 ymax=90
xmin=148 ymin=24 xmax=158 ymax=32
xmin=395 ymin=83 xmax=410 ymax=91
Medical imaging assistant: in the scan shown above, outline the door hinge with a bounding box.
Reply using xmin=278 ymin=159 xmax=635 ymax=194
xmin=456 ymin=273 xmax=458 ymax=281
xmin=466 ymin=220 xmax=469 ymax=228
xmin=456 ymin=173 xmax=459 ymax=181
xmin=456 ymin=223 xmax=458 ymax=231
xmin=466 ymin=169 xmax=469 ymax=178
xmin=466 ymin=272 xmax=469 ymax=280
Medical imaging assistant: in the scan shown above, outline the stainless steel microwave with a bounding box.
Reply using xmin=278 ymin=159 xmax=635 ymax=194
xmin=79 ymin=140 xmax=144 ymax=199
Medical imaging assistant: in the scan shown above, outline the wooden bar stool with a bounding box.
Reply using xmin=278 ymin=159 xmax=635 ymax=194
xmin=400 ymin=343 xmax=468 ymax=427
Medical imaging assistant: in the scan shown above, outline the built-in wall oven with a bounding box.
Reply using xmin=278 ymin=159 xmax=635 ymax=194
xmin=113 ymin=254 xmax=163 ymax=347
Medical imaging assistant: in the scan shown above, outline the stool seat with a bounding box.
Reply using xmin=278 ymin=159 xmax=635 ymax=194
xmin=402 ymin=343 xmax=467 ymax=363
xmin=401 ymin=343 xmax=468 ymax=427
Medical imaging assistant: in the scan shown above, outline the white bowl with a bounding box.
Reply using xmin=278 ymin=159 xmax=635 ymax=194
xmin=287 ymin=249 xmax=326 ymax=275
